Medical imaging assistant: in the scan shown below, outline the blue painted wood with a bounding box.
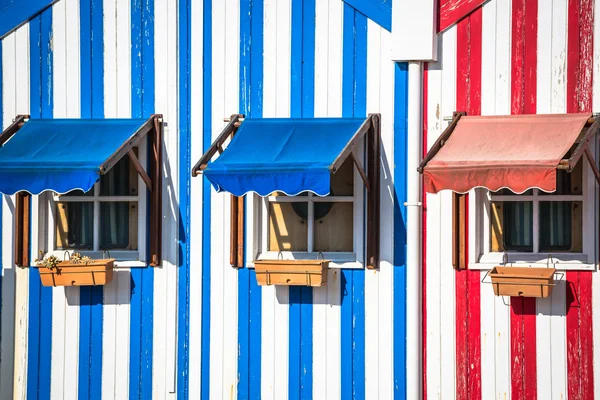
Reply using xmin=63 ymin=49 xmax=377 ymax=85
xmin=289 ymin=0 xmax=315 ymax=398
xmin=130 ymin=1 xmax=155 ymax=398
xmin=177 ymin=0 xmax=191 ymax=398
xmin=78 ymin=1 xmax=104 ymax=398
xmin=343 ymin=0 xmax=391 ymax=31
xmin=393 ymin=62 xmax=408 ymax=399
xmin=27 ymin=11 xmax=53 ymax=400
xmin=0 ymin=0 xmax=54 ymax=39
xmin=341 ymin=6 xmax=367 ymax=399
xmin=238 ymin=0 xmax=263 ymax=398
xmin=201 ymin=0 xmax=212 ymax=398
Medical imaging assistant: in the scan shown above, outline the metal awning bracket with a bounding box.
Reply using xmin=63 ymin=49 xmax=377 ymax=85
xmin=192 ymin=114 xmax=243 ymax=176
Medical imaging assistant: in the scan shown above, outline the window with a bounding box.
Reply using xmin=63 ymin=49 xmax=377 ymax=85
xmin=476 ymin=155 xmax=596 ymax=269
xmin=253 ymin=156 xmax=364 ymax=268
xmin=45 ymin=147 xmax=147 ymax=262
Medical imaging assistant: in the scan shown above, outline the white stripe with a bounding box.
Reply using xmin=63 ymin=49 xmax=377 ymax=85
xmin=188 ymin=0 xmax=204 ymax=396
xmin=2 ymin=29 xmax=24 ymax=400
xmin=313 ymin=1 xmax=342 ymax=398
xmin=439 ymin=25 xmax=457 ymax=399
xmin=51 ymin=1 xmax=81 ymax=397
xmin=153 ymin=0 xmax=179 ymax=395
xmin=536 ymin=1 xmax=568 ymax=398
xmin=365 ymin=19 xmax=382 ymax=400
xmin=210 ymin=0 xmax=240 ymax=397
xmin=102 ymin=1 xmax=132 ymax=397
xmin=479 ymin=2 xmax=511 ymax=399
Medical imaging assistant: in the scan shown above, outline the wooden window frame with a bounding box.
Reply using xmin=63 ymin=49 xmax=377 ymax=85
xmin=6 ymin=114 xmax=163 ymax=267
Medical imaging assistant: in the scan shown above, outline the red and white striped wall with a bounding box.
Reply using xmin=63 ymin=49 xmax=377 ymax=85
xmin=425 ymin=0 xmax=599 ymax=398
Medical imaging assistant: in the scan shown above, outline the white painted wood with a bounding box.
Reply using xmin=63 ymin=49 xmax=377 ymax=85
xmin=1 ymin=30 xmax=20 ymax=400
xmin=152 ymin=0 xmax=179 ymax=396
xmin=312 ymin=1 xmax=329 ymax=397
xmin=392 ymin=0 xmax=437 ymax=61
xmin=188 ymin=0 xmax=204 ymax=396
xmin=102 ymin=2 xmax=132 ymax=397
xmin=424 ymin=29 xmax=443 ymax=398
xmin=364 ymin=19 xmax=382 ymax=399
xmin=439 ymin=25 xmax=457 ymax=399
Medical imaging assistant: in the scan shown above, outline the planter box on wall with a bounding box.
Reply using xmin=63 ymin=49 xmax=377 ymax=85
xmin=38 ymin=258 xmax=115 ymax=287
xmin=489 ymin=266 xmax=556 ymax=298
xmin=254 ymin=260 xmax=329 ymax=287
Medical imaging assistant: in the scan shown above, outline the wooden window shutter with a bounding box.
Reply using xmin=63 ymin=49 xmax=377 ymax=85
xmin=14 ymin=192 xmax=31 ymax=267
xmin=452 ymin=192 xmax=467 ymax=269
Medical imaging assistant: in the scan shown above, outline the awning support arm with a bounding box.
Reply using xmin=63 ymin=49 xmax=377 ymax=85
xmin=562 ymin=115 xmax=600 ymax=172
xmin=0 ymin=114 xmax=28 ymax=147
xmin=418 ymin=111 xmax=465 ymax=173
xmin=351 ymin=150 xmax=370 ymax=192
xmin=100 ymin=114 xmax=163 ymax=267
xmin=192 ymin=114 xmax=243 ymax=176
xmin=584 ymin=147 xmax=600 ymax=186
xmin=128 ymin=149 xmax=152 ymax=191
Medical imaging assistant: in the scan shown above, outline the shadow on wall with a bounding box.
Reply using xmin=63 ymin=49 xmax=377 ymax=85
xmin=65 ymin=269 xmax=134 ymax=306
xmin=509 ymin=280 xmax=575 ymax=317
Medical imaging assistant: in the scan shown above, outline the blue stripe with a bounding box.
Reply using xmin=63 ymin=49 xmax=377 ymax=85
xmin=340 ymin=6 xmax=367 ymax=400
xmin=27 ymin=11 xmax=53 ymax=400
xmin=78 ymin=1 xmax=104 ymax=398
xmin=342 ymin=0 xmax=391 ymax=31
xmin=0 ymin=0 xmax=54 ymax=39
xmin=201 ymin=0 xmax=212 ymax=398
xmin=289 ymin=0 xmax=315 ymax=398
xmin=393 ymin=62 xmax=408 ymax=399
xmin=237 ymin=0 xmax=263 ymax=399
xmin=130 ymin=1 xmax=155 ymax=398
xmin=177 ymin=0 xmax=191 ymax=398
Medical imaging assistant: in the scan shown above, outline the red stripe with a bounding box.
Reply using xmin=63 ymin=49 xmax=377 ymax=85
xmin=509 ymin=1 xmax=538 ymax=399
xmin=566 ymin=3 xmax=594 ymax=397
xmin=438 ymin=0 xmax=487 ymax=33
xmin=422 ymin=62 xmax=428 ymax=400
xmin=455 ymin=9 xmax=482 ymax=400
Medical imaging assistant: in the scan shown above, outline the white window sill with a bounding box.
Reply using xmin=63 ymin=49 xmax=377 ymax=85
xmin=471 ymin=252 xmax=595 ymax=271
xmin=247 ymin=251 xmax=364 ymax=270
xmin=42 ymin=250 xmax=148 ymax=268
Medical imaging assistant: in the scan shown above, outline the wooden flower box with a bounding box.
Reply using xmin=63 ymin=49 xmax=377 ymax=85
xmin=254 ymin=260 xmax=329 ymax=287
xmin=489 ymin=266 xmax=556 ymax=298
xmin=38 ymin=259 xmax=115 ymax=287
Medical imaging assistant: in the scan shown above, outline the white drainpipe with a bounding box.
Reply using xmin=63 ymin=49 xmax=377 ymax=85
xmin=405 ymin=60 xmax=423 ymax=399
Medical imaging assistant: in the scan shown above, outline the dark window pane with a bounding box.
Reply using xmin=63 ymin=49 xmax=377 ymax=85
xmin=540 ymin=201 xmax=581 ymax=252
xmin=540 ymin=160 xmax=582 ymax=195
xmin=55 ymin=202 xmax=93 ymax=249
xmin=493 ymin=188 xmax=533 ymax=195
xmin=100 ymin=202 xmax=138 ymax=250
xmin=503 ymin=201 xmax=533 ymax=251
xmin=63 ymin=188 xmax=94 ymax=197
xmin=100 ymin=154 xmax=138 ymax=196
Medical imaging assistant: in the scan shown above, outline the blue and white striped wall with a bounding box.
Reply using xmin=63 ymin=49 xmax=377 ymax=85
xmin=0 ymin=0 xmax=409 ymax=398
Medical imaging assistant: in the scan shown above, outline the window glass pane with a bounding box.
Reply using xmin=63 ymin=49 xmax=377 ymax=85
xmin=100 ymin=153 xmax=138 ymax=196
xmin=503 ymin=201 xmax=533 ymax=251
xmin=100 ymin=202 xmax=138 ymax=250
xmin=314 ymin=202 xmax=353 ymax=252
xmin=62 ymin=188 xmax=94 ymax=197
xmin=540 ymin=159 xmax=582 ymax=196
xmin=539 ymin=201 xmax=582 ymax=252
xmin=268 ymin=202 xmax=308 ymax=251
xmin=55 ymin=202 xmax=93 ymax=249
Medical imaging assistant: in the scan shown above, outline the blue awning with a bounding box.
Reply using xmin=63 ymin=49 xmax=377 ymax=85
xmin=0 ymin=118 xmax=149 ymax=195
xmin=202 ymin=118 xmax=366 ymax=196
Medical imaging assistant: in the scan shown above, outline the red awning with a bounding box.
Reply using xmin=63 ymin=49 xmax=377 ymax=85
xmin=421 ymin=113 xmax=592 ymax=194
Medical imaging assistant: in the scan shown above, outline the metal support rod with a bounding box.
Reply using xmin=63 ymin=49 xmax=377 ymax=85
xmin=584 ymin=147 xmax=600 ymax=185
xmin=128 ymin=149 xmax=152 ymax=191
xmin=350 ymin=151 xmax=371 ymax=192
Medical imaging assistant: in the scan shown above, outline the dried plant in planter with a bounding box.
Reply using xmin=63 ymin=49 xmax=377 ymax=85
xmin=35 ymin=251 xmax=115 ymax=287
xmin=35 ymin=254 xmax=61 ymax=271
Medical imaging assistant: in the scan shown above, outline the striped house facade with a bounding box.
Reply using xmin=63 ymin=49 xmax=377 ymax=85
xmin=1 ymin=0 xmax=599 ymax=399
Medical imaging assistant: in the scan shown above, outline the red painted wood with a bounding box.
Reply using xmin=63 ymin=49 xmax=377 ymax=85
xmin=509 ymin=1 xmax=538 ymax=398
xmin=566 ymin=0 xmax=595 ymax=398
xmin=455 ymin=9 xmax=482 ymax=400
xmin=439 ymin=0 xmax=487 ymax=33
xmin=422 ymin=62 xmax=428 ymax=400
